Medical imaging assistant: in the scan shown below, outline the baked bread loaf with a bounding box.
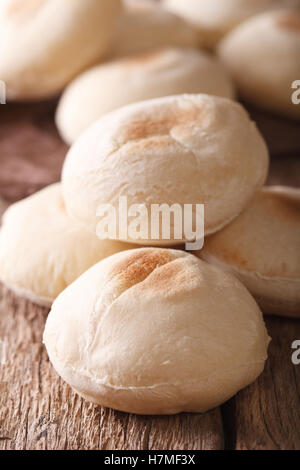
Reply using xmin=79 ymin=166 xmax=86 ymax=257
xmin=218 ymin=10 xmax=300 ymax=119
xmin=0 ymin=184 xmax=135 ymax=306
xmin=62 ymin=94 xmax=269 ymax=244
xmin=43 ymin=248 xmax=270 ymax=415
xmin=111 ymin=0 xmax=199 ymax=59
xmin=163 ymin=0 xmax=292 ymax=49
xmin=199 ymin=187 xmax=300 ymax=317
xmin=56 ymin=47 xmax=236 ymax=144
xmin=0 ymin=0 xmax=122 ymax=100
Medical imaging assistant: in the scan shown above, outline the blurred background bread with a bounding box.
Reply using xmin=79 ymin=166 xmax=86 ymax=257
xmin=199 ymin=186 xmax=300 ymax=317
xmin=163 ymin=0 xmax=300 ymax=49
xmin=218 ymin=10 xmax=300 ymax=119
xmin=0 ymin=0 xmax=122 ymax=101
xmin=56 ymin=47 xmax=235 ymax=145
xmin=111 ymin=0 xmax=200 ymax=58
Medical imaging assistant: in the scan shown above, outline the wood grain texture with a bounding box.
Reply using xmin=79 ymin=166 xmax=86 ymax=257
xmin=0 ymin=100 xmax=299 ymax=450
xmin=0 ymin=101 xmax=67 ymax=202
xmin=231 ymin=317 xmax=300 ymax=450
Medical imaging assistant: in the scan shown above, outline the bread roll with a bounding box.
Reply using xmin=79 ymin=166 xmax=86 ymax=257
xmin=43 ymin=248 xmax=270 ymax=415
xmin=218 ymin=10 xmax=300 ymax=119
xmin=56 ymin=48 xmax=236 ymax=145
xmin=62 ymin=94 xmax=269 ymax=244
xmin=0 ymin=184 xmax=135 ymax=307
xmin=163 ymin=0 xmax=293 ymax=49
xmin=0 ymin=0 xmax=122 ymax=101
xmin=199 ymin=187 xmax=300 ymax=317
xmin=111 ymin=0 xmax=199 ymax=59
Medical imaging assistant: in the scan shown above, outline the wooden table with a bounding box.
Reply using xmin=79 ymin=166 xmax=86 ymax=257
xmin=0 ymin=101 xmax=299 ymax=450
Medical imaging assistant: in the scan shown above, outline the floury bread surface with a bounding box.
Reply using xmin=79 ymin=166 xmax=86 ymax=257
xmin=163 ymin=0 xmax=299 ymax=48
xmin=62 ymin=94 xmax=269 ymax=244
xmin=218 ymin=10 xmax=300 ymax=119
xmin=111 ymin=0 xmax=200 ymax=59
xmin=0 ymin=184 xmax=136 ymax=306
xmin=43 ymin=248 xmax=270 ymax=415
xmin=0 ymin=0 xmax=122 ymax=100
xmin=200 ymin=187 xmax=300 ymax=317
xmin=56 ymin=48 xmax=236 ymax=144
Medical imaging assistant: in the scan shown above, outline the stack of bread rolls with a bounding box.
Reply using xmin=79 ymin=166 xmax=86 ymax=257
xmin=0 ymin=0 xmax=299 ymax=416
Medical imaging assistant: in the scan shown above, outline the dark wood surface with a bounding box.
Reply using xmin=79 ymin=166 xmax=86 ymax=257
xmin=0 ymin=100 xmax=299 ymax=450
xmin=0 ymin=101 xmax=67 ymax=202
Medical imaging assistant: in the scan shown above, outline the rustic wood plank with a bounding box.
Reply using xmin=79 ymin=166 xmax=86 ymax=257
xmin=0 ymin=101 xmax=67 ymax=202
xmin=99 ymin=409 xmax=223 ymax=450
xmin=146 ymin=411 xmax=223 ymax=450
xmin=228 ymin=317 xmax=300 ymax=450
